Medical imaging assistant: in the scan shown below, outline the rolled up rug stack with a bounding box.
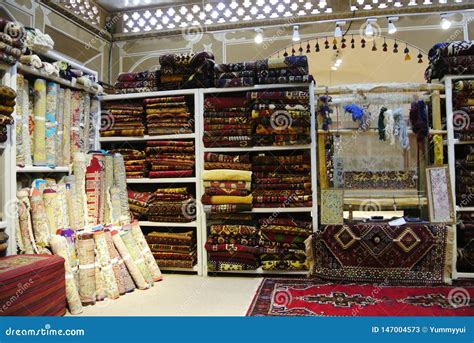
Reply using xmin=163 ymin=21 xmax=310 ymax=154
xmin=0 ymin=18 xmax=26 ymax=66
xmin=109 ymin=149 xmax=146 ymax=179
xmin=114 ymin=70 xmax=158 ymax=94
xmin=452 ymin=80 xmax=474 ymax=141
xmin=213 ymin=61 xmax=256 ymax=88
xmin=203 ymin=96 xmax=253 ymax=147
xmin=101 ymin=101 xmax=145 ymax=137
xmin=158 ymin=51 xmax=215 ymax=90
xmin=144 ymin=96 xmax=193 ymax=135
xmin=146 ymin=231 xmax=197 ymax=269
xmin=0 ymin=85 xmax=16 ymax=143
xmin=256 ymin=55 xmax=312 ymax=84
xmin=128 ymin=190 xmax=153 ymax=220
xmin=147 ymin=187 xmax=195 ymax=223
xmin=425 ymin=41 xmax=474 ymax=82
xmin=202 ymin=169 xmax=253 ymax=213
xmin=146 ymin=140 xmax=195 ymax=178
xmin=258 ymin=216 xmax=311 ymax=271
xmin=251 ymin=152 xmax=312 ymax=208
xmin=248 ymin=90 xmax=311 ymax=146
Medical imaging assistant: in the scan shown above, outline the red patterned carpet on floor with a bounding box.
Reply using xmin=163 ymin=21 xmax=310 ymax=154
xmin=247 ymin=278 xmax=474 ymax=316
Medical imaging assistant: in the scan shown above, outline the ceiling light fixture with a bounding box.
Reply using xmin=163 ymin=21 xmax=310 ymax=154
xmin=292 ymin=25 xmax=300 ymax=42
xmin=365 ymin=18 xmax=377 ymax=36
xmin=254 ymin=28 xmax=263 ymax=44
xmin=387 ymin=16 xmax=399 ymax=34
xmin=440 ymin=14 xmax=452 ymax=30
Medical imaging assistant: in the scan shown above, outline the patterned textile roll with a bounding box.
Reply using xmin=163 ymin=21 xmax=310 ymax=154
xmin=70 ymin=91 xmax=81 ymax=155
xmin=95 ymin=262 xmax=106 ymax=301
xmin=55 ymin=182 xmax=69 ymax=229
xmin=110 ymin=185 xmax=122 ymax=225
xmin=59 ymin=228 xmax=79 ymax=288
xmin=73 ymin=152 xmax=88 ymax=228
xmin=62 ymin=88 xmax=72 ymax=165
xmin=16 ymin=74 xmax=29 ymax=166
xmin=56 ymin=88 xmax=64 ymax=166
xmin=76 ymin=233 xmax=96 ymax=304
xmin=89 ymin=96 xmax=100 ymax=151
xmin=33 ymin=79 xmax=47 ymax=165
xmin=45 ymin=82 xmax=58 ymax=167
xmin=130 ymin=221 xmax=162 ymax=281
xmin=16 ymin=189 xmax=37 ymax=254
xmin=104 ymin=155 xmax=114 ymax=224
xmin=113 ymin=154 xmax=130 ymax=220
xmin=42 ymin=188 xmax=58 ymax=235
xmin=104 ymin=230 xmax=132 ymax=294
xmin=50 ymin=235 xmax=83 ymax=314
xmin=86 ymin=153 xmax=106 ymax=226
xmin=64 ymin=176 xmax=78 ymax=230
xmin=111 ymin=229 xmax=149 ymax=290
xmin=29 ymin=188 xmax=51 ymax=250
xmin=93 ymin=231 xmax=119 ymax=299
xmin=120 ymin=228 xmax=153 ymax=285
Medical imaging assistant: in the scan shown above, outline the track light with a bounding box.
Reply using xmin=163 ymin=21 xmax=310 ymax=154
xmin=292 ymin=25 xmax=300 ymax=42
xmin=365 ymin=18 xmax=377 ymax=36
xmin=254 ymin=28 xmax=263 ymax=44
xmin=387 ymin=16 xmax=398 ymax=34
xmin=334 ymin=21 xmax=345 ymax=38
xmin=440 ymin=14 xmax=451 ymax=30
xmin=331 ymin=66 xmax=338 ymax=71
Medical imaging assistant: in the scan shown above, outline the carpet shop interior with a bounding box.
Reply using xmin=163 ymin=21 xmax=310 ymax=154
xmin=0 ymin=0 xmax=474 ymax=317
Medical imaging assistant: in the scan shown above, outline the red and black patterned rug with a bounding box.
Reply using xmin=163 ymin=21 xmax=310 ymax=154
xmin=247 ymin=278 xmax=474 ymax=316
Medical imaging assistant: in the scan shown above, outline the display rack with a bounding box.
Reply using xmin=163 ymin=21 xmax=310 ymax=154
xmin=444 ymin=74 xmax=474 ymax=280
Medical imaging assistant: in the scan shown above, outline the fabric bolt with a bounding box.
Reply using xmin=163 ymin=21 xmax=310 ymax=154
xmin=16 ymin=189 xmax=37 ymax=254
xmin=93 ymin=231 xmax=120 ymax=300
xmin=94 ymin=262 xmax=106 ymax=302
xmin=33 ymin=79 xmax=46 ymax=165
xmin=130 ymin=221 xmax=162 ymax=282
xmin=256 ymin=56 xmax=308 ymax=70
xmin=16 ymin=74 xmax=29 ymax=166
xmin=146 ymin=231 xmax=194 ymax=246
xmin=113 ymin=154 xmax=130 ymax=221
xmin=76 ymin=233 xmax=96 ymax=304
xmin=70 ymin=91 xmax=82 ymax=155
xmin=29 ymin=188 xmax=51 ymax=251
xmin=62 ymin=88 xmax=72 ymax=165
xmin=120 ymin=228 xmax=153 ymax=286
xmin=72 ymin=152 xmax=87 ymax=228
xmin=42 ymin=188 xmax=58 ymax=234
xmin=104 ymin=230 xmax=128 ymax=295
xmin=64 ymin=176 xmax=78 ymax=231
xmin=104 ymin=155 xmax=114 ymax=224
xmin=85 ymin=153 xmax=106 ymax=226
xmin=45 ymin=82 xmax=58 ymax=166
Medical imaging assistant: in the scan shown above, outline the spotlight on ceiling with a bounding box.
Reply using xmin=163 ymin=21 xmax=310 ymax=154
xmin=387 ymin=16 xmax=399 ymax=34
xmin=254 ymin=28 xmax=263 ymax=44
xmin=292 ymin=25 xmax=300 ymax=42
xmin=334 ymin=21 xmax=346 ymax=38
xmin=365 ymin=18 xmax=377 ymax=36
xmin=440 ymin=14 xmax=452 ymax=30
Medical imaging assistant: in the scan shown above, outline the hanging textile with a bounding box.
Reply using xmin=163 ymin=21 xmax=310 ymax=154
xmin=33 ymin=79 xmax=46 ymax=165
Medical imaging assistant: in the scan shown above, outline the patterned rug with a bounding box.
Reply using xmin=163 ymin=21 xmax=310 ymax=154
xmin=247 ymin=278 xmax=474 ymax=316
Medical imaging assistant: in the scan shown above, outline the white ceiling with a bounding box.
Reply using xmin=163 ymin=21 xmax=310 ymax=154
xmin=96 ymin=0 xmax=196 ymax=12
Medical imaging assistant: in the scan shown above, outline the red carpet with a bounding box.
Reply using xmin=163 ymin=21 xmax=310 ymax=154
xmin=247 ymin=278 xmax=474 ymax=316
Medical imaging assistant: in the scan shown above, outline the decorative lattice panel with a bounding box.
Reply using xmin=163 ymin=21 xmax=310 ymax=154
xmin=59 ymin=0 xmax=102 ymax=26
xmin=350 ymin=0 xmax=464 ymax=11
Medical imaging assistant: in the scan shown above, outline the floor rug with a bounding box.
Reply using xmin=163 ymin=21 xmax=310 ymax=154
xmin=247 ymin=278 xmax=474 ymax=316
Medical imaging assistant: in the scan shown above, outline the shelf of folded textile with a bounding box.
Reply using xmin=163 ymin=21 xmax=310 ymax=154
xmin=100 ymin=101 xmax=146 ymax=138
xmin=108 ymin=149 xmax=147 ymax=179
xmin=456 ymin=211 xmax=474 ymax=276
xmin=145 ymin=140 xmax=195 ymax=178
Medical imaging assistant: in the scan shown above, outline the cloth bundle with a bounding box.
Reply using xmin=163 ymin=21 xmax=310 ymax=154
xmin=204 ymin=152 xmax=252 ymax=171
xmin=0 ymin=18 xmax=26 ymax=66
xmin=456 ymin=151 xmax=474 ymax=207
xmin=202 ymin=169 xmax=253 ymax=213
xmin=147 ymin=187 xmax=195 ymax=223
xmin=255 ymin=56 xmax=312 ymax=85
xmin=145 ymin=140 xmax=195 ymax=178
xmin=100 ymin=102 xmax=145 ymax=137
xmin=143 ymin=96 xmax=193 ymax=135
xmin=146 ymin=231 xmax=197 ymax=269
xmin=128 ymin=190 xmax=153 ymax=220
xmin=213 ymin=61 xmax=256 ymax=88
xmin=248 ymin=90 xmax=311 ymax=146
xmin=425 ymin=41 xmax=474 ymax=81
xmin=109 ymin=149 xmax=146 ymax=179
xmin=258 ymin=216 xmax=311 ymax=271
xmin=0 ymin=85 xmax=16 ymax=143
xmin=158 ymin=51 xmax=215 ymax=90
xmin=451 ymin=80 xmax=474 ymax=141
xmin=251 ymin=152 xmax=312 ymax=208
xmin=114 ymin=70 xmax=157 ymax=94
xmin=203 ymin=97 xmax=253 ymax=147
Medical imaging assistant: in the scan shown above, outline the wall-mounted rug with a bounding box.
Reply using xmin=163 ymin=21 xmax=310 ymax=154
xmin=247 ymin=278 xmax=474 ymax=316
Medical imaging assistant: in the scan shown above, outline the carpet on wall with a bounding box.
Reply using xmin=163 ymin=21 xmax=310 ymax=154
xmin=247 ymin=278 xmax=474 ymax=316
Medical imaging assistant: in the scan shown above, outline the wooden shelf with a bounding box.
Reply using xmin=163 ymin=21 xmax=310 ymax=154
xmin=203 ymin=145 xmax=311 ymax=153
xmin=139 ymin=221 xmax=197 ymax=227
xmin=203 ymin=82 xmax=310 ymax=94
xmin=244 ymin=207 xmax=313 ymax=213
xmin=17 ymin=166 xmax=70 ymax=173
xmin=127 ymin=177 xmax=196 ymax=184
xmin=209 ymin=268 xmax=307 ymax=275
xmin=319 ymin=129 xmax=446 ymax=135
xmin=456 ymin=272 xmax=474 ymax=279
xmin=456 ymin=207 xmax=474 ymax=212
xmin=100 ymin=133 xmax=196 ymax=142
xmin=160 ymin=265 xmax=199 ymax=273
xmin=100 ymin=88 xmax=197 ymax=101
xmin=454 ymin=139 xmax=474 ymax=145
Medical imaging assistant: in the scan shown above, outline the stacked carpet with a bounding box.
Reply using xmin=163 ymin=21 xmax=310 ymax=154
xmin=128 ymin=189 xmax=153 ymax=220
xmin=145 ymin=140 xmax=195 ymax=178
xmin=146 ymin=231 xmax=197 ymax=269
xmin=0 ymin=18 xmax=26 ymax=66
xmin=425 ymin=41 xmax=474 ymax=81
xmin=158 ymin=51 xmax=215 ymax=90
xmin=114 ymin=70 xmax=157 ymax=94
xmin=143 ymin=96 xmax=193 ymax=135
xmin=204 ymin=152 xmax=252 ymax=171
xmin=109 ymin=149 xmax=146 ymax=179
xmin=256 ymin=55 xmax=312 ymax=84
xmin=456 ymin=150 xmax=474 ymax=207
xmin=147 ymin=187 xmax=195 ymax=223
xmin=258 ymin=216 xmax=311 ymax=271
xmin=248 ymin=90 xmax=311 ymax=146
xmin=101 ymin=101 xmax=145 ymax=137
xmin=203 ymin=96 xmax=253 ymax=147
xmin=457 ymin=212 xmax=474 ymax=272
xmin=202 ymin=169 xmax=253 ymax=213
xmin=251 ymin=152 xmax=312 ymax=208
xmin=452 ymin=80 xmax=474 ymax=141
xmin=213 ymin=61 xmax=256 ymax=88
xmin=0 ymin=85 xmax=16 ymax=143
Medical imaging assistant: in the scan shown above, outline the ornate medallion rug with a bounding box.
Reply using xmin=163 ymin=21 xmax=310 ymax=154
xmin=247 ymin=278 xmax=474 ymax=316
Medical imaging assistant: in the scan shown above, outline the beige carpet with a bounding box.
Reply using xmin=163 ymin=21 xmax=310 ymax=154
xmin=77 ymin=274 xmax=262 ymax=316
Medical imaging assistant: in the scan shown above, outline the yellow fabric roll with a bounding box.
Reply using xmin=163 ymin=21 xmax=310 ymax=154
xmin=202 ymin=169 xmax=252 ymax=181
xmin=206 ymin=195 xmax=253 ymax=205
xmin=33 ymin=79 xmax=47 ymax=165
xmin=433 ymin=134 xmax=444 ymax=165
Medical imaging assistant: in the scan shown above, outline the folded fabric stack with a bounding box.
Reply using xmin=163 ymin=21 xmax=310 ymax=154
xmin=128 ymin=190 xmax=153 ymax=220
xmin=456 ymin=150 xmax=474 ymax=207
xmin=251 ymin=152 xmax=312 ymax=208
xmin=0 ymin=85 xmax=16 ymax=143
xmin=255 ymin=55 xmax=312 ymax=84
xmin=204 ymin=152 xmax=252 ymax=171
xmin=203 ymin=96 xmax=253 ymax=147
xmin=0 ymin=18 xmax=26 ymax=66
xmin=258 ymin=217 xmax=311 ymax=271
xmin=457 ymin=212 xmax=474 ymax=272
xmin=145 ymin=140 xmax=195 ymax=178
xmin=114 ymin=70 xmax=157 ymax=94
xmin=202 ymin=169 xmax=253 ymax=213
xmin=146 ymin=231 xmax=197 ymax=269
xmin=101 ymin=102 xmax=145 ymax=137
xmin=147 ymin=187 xmax=195 ymax=223
xmin=425 ymin=41 xmax=474 ymax=81
xmin=248 ymin=90 xmax=311 ymax=146
xmin=143 ymin=96 xmax=193 ymax=135
xmin=213 ymin=61 xmax=256 ymax=88
xmin=109 ymin=149 xmax=146 ymax=179
xmin=158 ymin=51 xmax=215 ymax=90
xmin=206 ymin=218 xmax=259 ymax=271
xmin=452 ymin=80 xmax=474 ymax=141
